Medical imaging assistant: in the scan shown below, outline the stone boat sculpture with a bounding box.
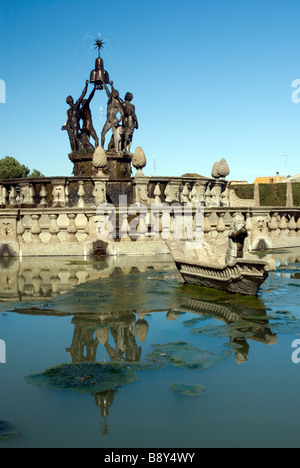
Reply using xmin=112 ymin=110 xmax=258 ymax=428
xmin=167 ymin=214 xmax=276 ymax=296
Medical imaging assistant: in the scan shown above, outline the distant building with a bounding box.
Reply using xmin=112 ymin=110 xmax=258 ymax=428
xmin=283 ymin=174 xmax=300 ymax=183
xmin=230 ymin=180 xmax=249 ymax=185
xmin=254 ymin=172 xmax=285 ymax=184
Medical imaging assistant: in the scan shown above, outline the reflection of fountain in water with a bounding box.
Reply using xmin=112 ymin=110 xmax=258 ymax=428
xmin=0 ymin=254 xmax=174 ymax=304
xmin=64 ymin=308 xmax=151 ymax=432
xmin=174 ymin=297 xmax=276 ymax=364
xmin=94 ymin=389 xmax=117 ymax=436
xmin=9 ymin=248 xmax=299 ymax=438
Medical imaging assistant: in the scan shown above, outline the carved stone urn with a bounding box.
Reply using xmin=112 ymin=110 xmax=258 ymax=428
xmin=93 ymin=146 xmax=107 ymax=177
xmin=132 ymin=146 xmax=146 ymax=177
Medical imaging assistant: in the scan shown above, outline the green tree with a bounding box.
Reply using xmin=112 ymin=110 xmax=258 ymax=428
xmin=0 ymin=157 xmax=44 ymax=179
xmin=29 ymin=169 xmax=45 ymax=178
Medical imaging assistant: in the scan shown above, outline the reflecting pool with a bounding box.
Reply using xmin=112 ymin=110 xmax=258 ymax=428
xmin=0 ymin=249 xmax=300 ymax=448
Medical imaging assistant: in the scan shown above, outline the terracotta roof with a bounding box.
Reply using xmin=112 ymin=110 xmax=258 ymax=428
xmin=254 ymin=176 xmax=285 ymax=184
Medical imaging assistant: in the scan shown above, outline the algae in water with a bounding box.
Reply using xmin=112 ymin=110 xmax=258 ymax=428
xmin=0 ymin=421 xmax=19 ymax=441
xmin=170 ymin=383 xmax=205 ymax=397
xmin=25 ymin=362 xmax=138 ymax=394
xmin=146 ymin=341 xmax=231 ymax=370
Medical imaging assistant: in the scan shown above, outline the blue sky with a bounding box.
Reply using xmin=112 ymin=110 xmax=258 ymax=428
xmin=1 ymin=0 xmax=300 ymax=182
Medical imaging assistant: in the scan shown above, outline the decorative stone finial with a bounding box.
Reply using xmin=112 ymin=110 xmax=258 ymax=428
xmin=212 ymin=158 xmax=230 ymax=179
xmin=211 ymin=162 xmax=220 ymax=179
xmin=93 ymin=146 xmax=107 ymax=177
xmin=132 ymin=146 xmax=146 ymax=177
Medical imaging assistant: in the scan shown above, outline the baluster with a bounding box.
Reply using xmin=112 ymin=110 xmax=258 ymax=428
xmin=170 ymin=211 xmax=176 ymax=239
xmin=182 ymin=206 xmax=193 ymax=241
xmin=216 ymin=212 xmax=226 ymax=239
xmin=9 ymin=187 xmax=17 ymax=206
xmin=205 ymin=185 xmax=212 ymax=207
xmin=161 ymin=210 xmax=171 ymax=240
xmin=85 ymin=214 xmax=92 ymax=238
xmin=137 ymin=212 xmax=148 ymax=241
xmin=76 ymin=214 xmax=88 ymax=241
xmin=23 ymin=269 xmax=34 ymax=296
xmin=221 ymin=186 xmax=230 ymax=207
xmin=288 ymin=215 xmax=297 ymax=237
xmin=77 ymin=181 xmax=85 ymax=208
xmin=1 ymin=186 xmax=8 ymax=206
xmin=279 ymin=214 xmax=288 ymax=237
xmin=181 ymin=183 xmax=190 ymax=203
xmin=50 ymin=268 xmax=60 ymax=294
xmin=107 ymin=210 xmax=116 ymax=240
xmin=32 ymin=267 xmax=42 ymax=296
xmin=29 ymin=185 xmax=35 ymax=205
xmin=297 ymin=216 xmax=300 ymax=237
xmin=151 ymin=208 xmax=161 ymax=240
xmin=49 ymin=214 xmax=60 ymax=242
xmin=65 ymin=182 xmax=70 ymax=207
xmin=194 ymin=207 xmax=204 ymax=245
xmin=154 ymin=184 xmax=162 ymax=204
xmin=17 ymin=217 xmax=25 ymax=244
xmin=17 ymin=273 xmax=26 ymax=299
xmin=0 ymin=185 xmax=4 ymax=205
xmin=119 ymin=210 xmax=130 ymax=241
xmin=204 ymin=212 xmax=212 ymax=240
xmin=31 ymin=215 xmax=42 ymax=243
xmin=39 ymin=185 xmax=47 ymax=207
xmin=23 ymin=218 xmax=32 ymax=243
xmin=268 ymin=213 xmax=279 ymax=238
xmin=67 ymin=214 xmax=78 ymax=242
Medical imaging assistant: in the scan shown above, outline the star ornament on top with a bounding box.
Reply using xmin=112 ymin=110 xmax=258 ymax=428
xmin=94 ymin=36 xmax=105 ymax=56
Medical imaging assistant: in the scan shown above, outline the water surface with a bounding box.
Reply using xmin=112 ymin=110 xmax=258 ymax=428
xmin=0 ymin=250 xmax=300 ymax=448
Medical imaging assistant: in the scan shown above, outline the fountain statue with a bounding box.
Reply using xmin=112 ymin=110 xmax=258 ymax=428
xmin=63 ymin=36 xmax=139 ymax=179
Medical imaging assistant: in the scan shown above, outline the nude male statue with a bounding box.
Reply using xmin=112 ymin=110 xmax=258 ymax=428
xmin=121 ymin=92 xmax=138 ymax=154
xmin=101 ymin=81 xmax=124 ymax=149
xmin=62 ymin=80 xmax=89 ymax=152
xmin=80 ymin=85 xmax=99 ymax=148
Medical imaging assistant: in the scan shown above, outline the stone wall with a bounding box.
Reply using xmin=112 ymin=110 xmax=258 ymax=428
xmin=0 ymin=175 xmax=299 ymax=257
xmin=0 ymin=205 xmax=300 ymax=257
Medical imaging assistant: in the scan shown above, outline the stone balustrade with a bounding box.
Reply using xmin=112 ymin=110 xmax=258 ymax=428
xmin=0 ymin=204 xmax=299 ymax=257
xmin=0 ymin=175 xmax=299 ymax=257
xmin=0 ymin=175 xmax=234 ymax=209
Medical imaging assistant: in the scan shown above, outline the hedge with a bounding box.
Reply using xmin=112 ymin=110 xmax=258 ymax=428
xmin=231 ymin=183 xmax=300 ymax=207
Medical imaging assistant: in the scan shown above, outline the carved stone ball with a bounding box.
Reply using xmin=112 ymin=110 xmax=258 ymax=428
xmin=132 ymin=146 xmax=147 ymax=176
xmin=93 ymin=146 xmax=107 ymax=176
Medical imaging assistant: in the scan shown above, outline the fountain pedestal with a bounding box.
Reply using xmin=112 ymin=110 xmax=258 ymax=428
xmin=69 ymin=150 xmax=132 ymax=180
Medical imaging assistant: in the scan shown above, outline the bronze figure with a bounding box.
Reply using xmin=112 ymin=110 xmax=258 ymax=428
xmin=101 ymin=81 xmax=124 ymax=149
xmin=121 ymin=92 xmax=138 ymax=154
xmin=63 ymin=37 xmax=139 ymax=158
xmin=62 ymin=80 xmax=88 ymax=152
xmin=80 ymin=86 xmax=99 ymax=148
